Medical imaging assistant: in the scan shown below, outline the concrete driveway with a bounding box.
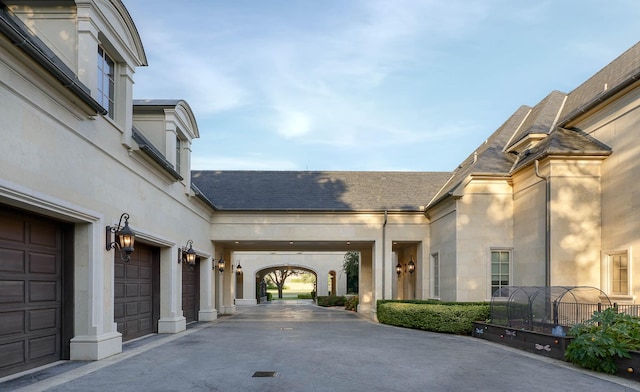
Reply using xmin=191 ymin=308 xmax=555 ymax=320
xmin=3 ymin=300 xmax=639 ymax=391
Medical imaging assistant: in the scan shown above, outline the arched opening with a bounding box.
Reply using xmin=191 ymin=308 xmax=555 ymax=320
xmin=256 ymin=265 xmax=318 ymax=301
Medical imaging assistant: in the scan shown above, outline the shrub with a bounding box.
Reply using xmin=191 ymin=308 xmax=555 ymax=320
xmin=377 ymin=301 xmax=490 ymax=335
xmin=565 ymin=308 xmax=640 ymax=374
xmin=266 ymin=292 xmax=273 ymax=301
xmin=317 ymin=295 xmax=346 ymax=307
xmin=297 ymin=293 xmax=313 ymax=299
xmin=345 ymin=296 xmax=359 ymax=311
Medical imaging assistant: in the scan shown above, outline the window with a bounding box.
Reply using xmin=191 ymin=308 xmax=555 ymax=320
xmin=431 ymin=253 xmax=439 ymax=298
xmin=175 ymin=136 xmax=181 ymax=173
xmin=610 ymin=252 xmax=629 ymax=295
xmin=491 ymin=250 xmax=510 ymax=297
xmin=97 ymin=46 xmax=115 ymax=118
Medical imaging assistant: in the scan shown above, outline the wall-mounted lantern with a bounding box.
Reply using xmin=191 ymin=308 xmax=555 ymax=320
xmin=179 ymin=240 xmax=197 ymax=266
xmin=106 ymin=213 xmax=136 ymax=261
xmin=236 ymin=261 xmax=243 ymax=275
xmin=396 ymin=261 xmax=402 ymax=277
xmin=214 ymin=255 xmax=225 ymax=272
xmin=408 ymin=256 xmax=415 ymax=274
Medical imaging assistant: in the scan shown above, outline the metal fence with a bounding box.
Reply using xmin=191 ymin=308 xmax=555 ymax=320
xmin=554 ymin=302 xmax=640 ymax=327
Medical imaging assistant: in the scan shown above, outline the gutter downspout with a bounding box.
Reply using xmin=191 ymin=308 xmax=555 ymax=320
xmin=382 ymin=210 xmax=387 ymax=299
xmin=534 ymin=160 xmax=551 ymax=287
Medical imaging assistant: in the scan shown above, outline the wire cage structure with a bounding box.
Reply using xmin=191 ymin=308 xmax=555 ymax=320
xmin=489 ymin=286 xmax=612 ymax=334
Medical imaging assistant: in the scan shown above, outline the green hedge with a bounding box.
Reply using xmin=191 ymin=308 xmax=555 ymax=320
xmin=317 ymin=295 xmax=346 ymax=307
xmin=345 ymin=295 xmax=359 ymax=311
xmin=377 ymin=301 xmax=490 ymax=335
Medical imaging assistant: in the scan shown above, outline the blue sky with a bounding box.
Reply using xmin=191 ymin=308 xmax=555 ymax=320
xmin=124 ymin=1 xmax=640 ymax=172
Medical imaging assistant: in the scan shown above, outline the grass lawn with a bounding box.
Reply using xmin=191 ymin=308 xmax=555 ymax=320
xmin=268 ymin=281 xmax=315 ymax=300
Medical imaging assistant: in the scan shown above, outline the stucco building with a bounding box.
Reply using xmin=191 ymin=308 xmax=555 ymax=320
xmin=1 ymin=0 xmax=640 ymax=380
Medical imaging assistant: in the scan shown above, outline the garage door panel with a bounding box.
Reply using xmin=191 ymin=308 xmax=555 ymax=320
xmin=29 ymin=281 xmax=57 ymax=302
xmin=140 ymin=283 xmax=151 ymax=296
xmin=0 ymin=249 xmax=25 ymax=273
xmin=29 ymin=309 xmax=57 ymax=331
xmin=29 ymin=335 xmax=57 ymax=359
xmin=125 ymin=320 xmax=138 ymax=335
xmin=29 ymin=253 xmax=58 ymax=274
xmin=114 ymin=303 xmax=124 ymax=319
xmin=139 ymin=300 xmax=150 ymax=314
xmin=114 ymin=283 xmax=124 ymax=298
xmin=0 ymin=217 xmax=24 ymax=242
xmin=138 ymin=317 xmax=151 ymax=331
xmin=0 ymin=341 xmax=24 ymax=368
xmin=29 ymin=224 xmax=58 ymax=248
xmin=0 ymin=311 xmax=25 ymax=335
xmin=125 ymin=283 xmax=138 ymax=297
xmin=114 ymin=263 xmax=125 ymax=279
xmin=125 ymin=264 xmax=138 ymax=279
xmin=0 ymin=281 xmax=25 ymax=303
xmin=125 ymin=302 xmax=138 ymax=316
xmin=140 ymin=266 xmax=152 ymax=279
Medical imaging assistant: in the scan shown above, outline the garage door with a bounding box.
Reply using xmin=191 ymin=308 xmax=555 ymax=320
xmin=114 ymin=243 xmax=159 ymax=341
xmin=0 ymin=207 xmax=69 ymax=377
xmin=181 ymin=260 xmax=199 ymax=323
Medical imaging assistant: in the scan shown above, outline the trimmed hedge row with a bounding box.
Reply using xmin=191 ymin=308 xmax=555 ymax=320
xmin=377 ymin=301 xmax=490 ymax=335
xmin=317 ymin=295 xmax=346 ymax=307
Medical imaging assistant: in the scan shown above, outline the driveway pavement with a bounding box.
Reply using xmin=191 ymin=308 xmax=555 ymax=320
xmin=2 ymin=300 xmax=639 ymax=391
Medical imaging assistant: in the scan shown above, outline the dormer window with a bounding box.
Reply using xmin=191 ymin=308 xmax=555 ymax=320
xmin=97 ymin=46 xmax=115 ymax=118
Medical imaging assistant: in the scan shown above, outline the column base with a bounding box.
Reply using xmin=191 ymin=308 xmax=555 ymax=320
xmin=235 ymin=299 xmax=257 ymax=306
xmin=70 ymin=331 xmax=122 ymax=360
xmin=158 ymin=316 xmax=186 ymax=333
xmin=198 ymin=309 xmax=218 ymax=321
xmin=220 ymin=305 xmax=236 ymax=314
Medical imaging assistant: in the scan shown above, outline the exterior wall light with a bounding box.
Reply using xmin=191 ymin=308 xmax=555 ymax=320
xmin=179 ymin=240 xmax=197 ymax=266
xmin=106 ymin=213 xmax=136 ymax=261
xmin=216 ymin=256 xmax=225 ymax=272
xmin=236 ymin=261 xmax=243 ymax=275
xmin=396 ymin=261 xmax=402 ymax=277
xmin=408 ymin=257 xmax=415 ymax=274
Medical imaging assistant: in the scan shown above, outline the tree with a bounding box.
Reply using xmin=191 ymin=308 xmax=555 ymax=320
xmin=342 ymin=251 xmax=359 ymax=294
xmin=266 ymin=268 xmax=298 ymax=299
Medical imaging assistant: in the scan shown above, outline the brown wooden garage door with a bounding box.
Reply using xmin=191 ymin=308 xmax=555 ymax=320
xmin=0 ymin=207 xmax=71 ymax=377
xmin=114 ymin=243 xmax=159 ymax=341
xmin=181 ymin=260 xmax=199 ymax=323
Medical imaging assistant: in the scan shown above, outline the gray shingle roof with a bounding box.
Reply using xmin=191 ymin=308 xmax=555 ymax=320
xmin=560 ymin=41 xmax=640 ymax=125
xmin=506 ymin=90 xmax=567 ymax=150
xmin=191 ymin=171 xmax=452 ymax=212
xmin=512 ymin=127 xmax=611 ymax=171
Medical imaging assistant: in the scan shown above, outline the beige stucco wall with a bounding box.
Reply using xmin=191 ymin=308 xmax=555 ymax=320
xmin=456 ymin=179 xmax=513 ymax=301
xmin=512 ymin=166 xmax=547 ymax=286
xmin=427 ymin=199 xmax=457 ymax=301
xmin=548 ymin=159 xmax=602 ymax=287
xmin=568 ymin=85 xmax=640 ymax=302
xmin=9 ymin=4 xmax=78 ymax=72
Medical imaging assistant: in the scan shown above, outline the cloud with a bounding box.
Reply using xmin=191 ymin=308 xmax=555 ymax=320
xmin=131 ymin=18 xmax=248 ymax=116
xmin=191 ymin=154 xmax=298 ymax=171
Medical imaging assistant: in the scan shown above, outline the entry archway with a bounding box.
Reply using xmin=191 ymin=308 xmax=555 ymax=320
xmin=231 ymin=251 xmax=348 ymax=305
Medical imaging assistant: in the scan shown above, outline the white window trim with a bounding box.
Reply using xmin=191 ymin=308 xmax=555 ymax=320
xmin=603 ymin=248 xmax=633 ymax=302
xmin=489 ymin=248 xmax=512 ymax=299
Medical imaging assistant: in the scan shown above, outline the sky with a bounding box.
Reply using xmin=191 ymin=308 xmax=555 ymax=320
xmin=123 ymin=0 xmax=640 ymax=173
